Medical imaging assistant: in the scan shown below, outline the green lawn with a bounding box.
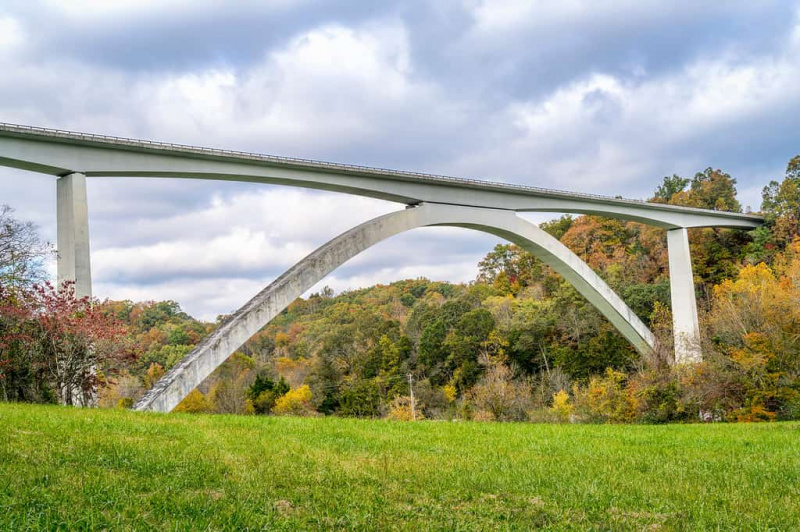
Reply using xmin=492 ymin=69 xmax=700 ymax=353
xmin=1 ymin=404 xmax=798 ymax=530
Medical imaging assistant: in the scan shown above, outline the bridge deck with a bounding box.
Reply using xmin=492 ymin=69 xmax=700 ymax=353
xmin=0 ymin=122 xmax=763 ymax=229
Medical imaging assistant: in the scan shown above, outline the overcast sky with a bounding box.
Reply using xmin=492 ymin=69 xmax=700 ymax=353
xmin=1 ymin=1 xmax=799 ymax=320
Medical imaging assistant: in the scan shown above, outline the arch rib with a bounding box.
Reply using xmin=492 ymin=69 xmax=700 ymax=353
xmin=133 ymin=203 xmax=655 ymax=413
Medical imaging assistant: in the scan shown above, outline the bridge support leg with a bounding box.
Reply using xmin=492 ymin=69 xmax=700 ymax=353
xmin=57 ymin=172 xmax=92 ymax=298
xmin=667 ymin=227 xmax=701 ymax=363
xmin=57 ymin=172 xmax=95 ymax=406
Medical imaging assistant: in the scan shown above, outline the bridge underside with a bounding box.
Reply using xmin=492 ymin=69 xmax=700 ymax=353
xmin=0 ymin=123 xmax=760 ymax=411
xmin=0 ymin=124 xmax=761 ymax=231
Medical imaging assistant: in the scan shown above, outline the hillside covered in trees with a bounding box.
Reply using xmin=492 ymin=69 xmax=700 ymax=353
xmin=3 ymin=157 xmax=800 ymax=423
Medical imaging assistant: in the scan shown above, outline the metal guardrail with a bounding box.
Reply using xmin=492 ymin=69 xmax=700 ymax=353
xmin=0 ymin=122 xmax=764 ymax=220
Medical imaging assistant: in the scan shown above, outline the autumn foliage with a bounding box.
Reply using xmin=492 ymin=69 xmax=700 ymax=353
xmin=3 ymin=157 xmax=800 ymax=424
xmin=0 ymin=281 xmax=133 ymax=405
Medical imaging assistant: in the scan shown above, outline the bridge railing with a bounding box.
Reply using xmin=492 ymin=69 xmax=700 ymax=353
xmin=0 ymin=122 xmax=763 ymax=221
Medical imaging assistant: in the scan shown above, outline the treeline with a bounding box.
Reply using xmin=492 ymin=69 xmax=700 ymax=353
xmin=2 ymin=156 xmax=800 ymax=422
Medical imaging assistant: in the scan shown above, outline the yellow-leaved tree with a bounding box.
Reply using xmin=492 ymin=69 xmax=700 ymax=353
xmin=174 ymin=389 xmax=214 ymax=414
xmin=272 ymin=385 xmax=318 ymax=416
xmin=705 ymin=243 xmax=800 ymax=420
xmin=550 ymin=389 xmax=574 ymax=422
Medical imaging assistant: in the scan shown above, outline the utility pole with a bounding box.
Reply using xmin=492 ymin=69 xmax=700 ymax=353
xmin=407 ymin=373 xmax=416 ymax=421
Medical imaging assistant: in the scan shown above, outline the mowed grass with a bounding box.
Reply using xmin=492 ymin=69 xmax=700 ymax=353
xmin=1 ymin=404 xmax=799 ymax=531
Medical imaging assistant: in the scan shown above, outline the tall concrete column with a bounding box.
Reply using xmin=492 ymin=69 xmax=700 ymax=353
xmin=667 ymin=227 xmax=701 ymax=363
xmin=57 ymin=172 xmax=92 ymax=298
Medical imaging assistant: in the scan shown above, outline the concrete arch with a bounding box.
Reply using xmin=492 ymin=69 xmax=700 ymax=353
xmin=134 ymin=202 xmax=655 ymax=413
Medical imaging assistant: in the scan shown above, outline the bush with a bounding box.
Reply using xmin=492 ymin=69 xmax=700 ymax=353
xmin=338 ymin=380 xmax=382 ymax=418
xmin=573 ymin=369 xmax=636 ymax=423
xmin=272 ymin=385 xmax=318 ymax=416
xmin=174 ymin=389 xmax=213 ymax=413
xmin=387 ymin=396 xmax=424 ymax=421
xmin=549 ymin=389 xmax=574 ymax=422
xmin=0 ymin=282 xmax=132 ymax=406
xmin=465 ymin=354 xmax=533 ymax=422
xmin=626 ymin=369 xmax=691 ymax=424
xmin=247 ymin=374 xmax=290 ymax=414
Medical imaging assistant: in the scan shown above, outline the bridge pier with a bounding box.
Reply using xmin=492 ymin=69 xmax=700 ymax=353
xmin=667 ymin=227 xmax=702 ymax=363
xmin=57 ymin=172 xmax=96 ymax=407
xmin=57 ymin=172 xmax=92 ymax=298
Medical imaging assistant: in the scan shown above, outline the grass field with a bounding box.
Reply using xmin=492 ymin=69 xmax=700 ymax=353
xmin=1 ymin=404 xmax=799 ymax=530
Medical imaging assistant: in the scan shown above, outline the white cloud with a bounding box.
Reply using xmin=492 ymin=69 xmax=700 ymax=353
xmin=42 ymin=0 xmax=306 ymax=22
xmin=94 ymin=276 xmax=272 ymax=321
xmin=312 ymin=262 xmax=480 ymax=297
xmin=94 ymin=225 xmax=492 ymax=321
xmin=121 ymin=22 xmax=456 ymax=158
xmin=94 ymin=230 xmax=308 ymax=281
xmin=91 ymin=187 xmax=396 ymax=282
xmin=468 ymin=0 xmax=607 ymax=33
xmin=0 ymin=16 xmax=23 ymax=51
xmin=111 ymin=187 xmax=392 ymax=245
xmin=44 ymin=0 xmax=190 ymax=17
xmin=448 ymin=37 xmax=800 ymax=196
xmin=464 ymin=0 xmax=753 ymax=39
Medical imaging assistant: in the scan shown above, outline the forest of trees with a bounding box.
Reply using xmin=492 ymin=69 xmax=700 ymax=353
xmin=2 ymin=156 xmax=800 ymax=423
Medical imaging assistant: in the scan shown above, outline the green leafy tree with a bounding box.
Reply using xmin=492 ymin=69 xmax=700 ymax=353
xmin=540 ymin=215 xmax=574 ymax=239
xmin=759 ymin=155 xmax=800 ymax=250
xmin=338 ymin=379 xmax=382 ymax=417
xmin=476 ymin=244 xmax=543 ymax=292
xmin=418 ymin=320 xmax=448 ymax=369
xmin=652 ymin=175 xmax=689 ymax=203
xmin=444 ymin=308 xmax=496 ymax=391
xmin=671 ymin=168 xmax=741 ymax=212
xmin=246 ymin=373 xmax=290 ymax=414
xmin=307 ymin=354 xmax=341 ymax=414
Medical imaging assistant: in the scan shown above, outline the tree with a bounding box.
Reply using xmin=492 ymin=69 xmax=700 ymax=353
xmin=137 ymin=300 xmax=190 ymax=329
xmin=307 ymin=354 xmax=341 ymax=414
xmin=338 ymin=379 xmax=382 ymax=417
xmin=540 ymin=215 xmax=574 ymax=239
xmin=445 ymin=309 xmax=495 ymax=367
xmin=476 ymin=244 xmax=543 ymax=293
xmin=246 ymin=373 xmax=290 ymax=414
xmin=143 ymin=362 xmax=165 ymax=388
xmin=418 ymin=319 xmax=448 ymax=369
xmin=787 ymin=155 xmax=800 ymax=180
xmin=174 ymin=389 xmax=213 ymax=413
xmin=272 ymin=385 xmax=317 ymax=416
xmin=760 ymin=155 xmax=800 ymax=248
xmin=0 ymin=204 xmax=52 ymax=287
xmin=0 ymin=281 xmax=133 ymax=405
xmin=572 ymin=368 xmax=637 ymax=423
xmin=710 ymin=258 xmax=800 ymax=381
xmin=466 ymin=354 xmax=532 ymax=421
xmin=652 ymin=175 xmax=689 ymax=203
xmin=670 ymin=168 xmax=741 ymax=212
xmin=387 ymin=395 xmax=424 ymax=421
xmin=662 ymin=168 xmax=748 ymax=288
xmin=0 ymin=285 xmax=53 ymax=403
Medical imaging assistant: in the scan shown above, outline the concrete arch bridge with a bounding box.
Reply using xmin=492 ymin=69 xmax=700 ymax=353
xmin=0 ymin=123 xmax=763 ymax=413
